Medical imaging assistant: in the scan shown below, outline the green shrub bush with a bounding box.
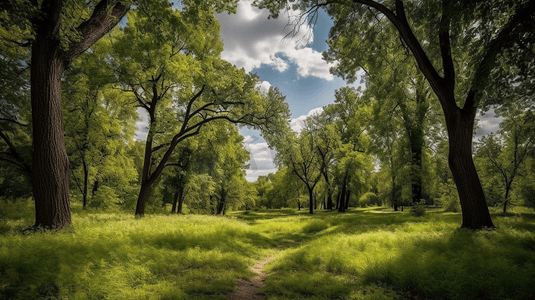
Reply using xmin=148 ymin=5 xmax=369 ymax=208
xmin=411 ymin=205 xmax=426 ymax=216
xmin=359 ymin=192 xmax=380 ymax=207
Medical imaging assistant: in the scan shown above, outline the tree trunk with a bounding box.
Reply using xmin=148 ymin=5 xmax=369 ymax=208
xmin=31 ymin=30 xmax=71 ymax=229
xmin=503 ymin=184 xmax=511 ymax=214
xmin=446 ymin=109 xmax=494 ymax=229
xmin=135 ymin=183 xmax=151 ymax=216
xmin=345 ymin=189 xmax=351 ymax=210
xmin=338 ymin=174 xmax=348 ymax=212
xmin=338 ymin=185 xmax=346 ymax=212
xmin=177 ymin=186 xmax=185 ymax=214
xmin=171 ymin=189 xmax=179 ymax=213
xmin=409 ymin=134 xmax=423 ymax=204
xmin=308 ymin=187 xmax=314 ymax=214
xmin=82 ymin=157 xmax=89 ymax=209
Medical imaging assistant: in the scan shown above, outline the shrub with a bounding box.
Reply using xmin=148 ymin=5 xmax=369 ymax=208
xmin=359 ymin=192 xmax=380 ymax=208
xmin=440 ymin=181 xmax=461 ymax=212
xmin=411 ymin=205 xmax=426 ymax=217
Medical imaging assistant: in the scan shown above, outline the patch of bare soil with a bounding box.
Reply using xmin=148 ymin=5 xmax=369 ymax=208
xmin=228 ymin=254 xmax=274 ymax=300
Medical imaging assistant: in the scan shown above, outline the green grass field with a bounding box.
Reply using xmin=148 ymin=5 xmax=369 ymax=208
xmin=1 ymin=201 xmax=535 ymax=299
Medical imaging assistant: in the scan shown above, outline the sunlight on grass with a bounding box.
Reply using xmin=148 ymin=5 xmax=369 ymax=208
xmin=2 ymin=203 xmax=535 ymax=299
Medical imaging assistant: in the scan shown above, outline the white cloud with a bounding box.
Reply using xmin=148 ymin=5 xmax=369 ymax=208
xmin=216 ymin=0 xmax=334 ymax=80
xmin=243 ymin=135 xmax=279 ymax=181
xmin=290 ymin=107 xmax=323 ymax=133
xmin=259 ymin=80 xmax=272 ymax=93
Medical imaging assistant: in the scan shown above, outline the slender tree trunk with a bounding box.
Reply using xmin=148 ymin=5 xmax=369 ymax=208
xmin=445 ymin=109 xmax=494 ymax=229
xmin=338 ymin=173 xmax=348 ymax=212
xmin=31 ymin=28 xmax=71 ymax=229
xmin=82 ymin=157 xmax=89 ymax=209
xmin=171 ymin=189 xmax=179 ymax=213
xmin=308 ymin=187 xmax=314 ymax=214
xmin=409 ymin=135 xmax=423 ymax=204
xmin=503 ymin=184 xmax=511 ymax=214
xmin=177 ymin=186 xmax=185 ymax=214
xmin=345 ymin=189 xmax=351 ymax=210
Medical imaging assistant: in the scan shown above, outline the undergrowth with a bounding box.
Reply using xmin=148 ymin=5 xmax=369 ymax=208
xmin=1 ymin=200 xmax=535 ymax=299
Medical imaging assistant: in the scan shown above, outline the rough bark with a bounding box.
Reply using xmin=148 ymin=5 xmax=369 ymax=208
xmin=31 ymin=37 xmax=72 ymax=229
xmin=30 ymin=0 xmax=128 ymax=229
xmin=135 ymin=183 xmax=151 ymax=216
xmin=445 ymin=108 xmax=494 ymax=229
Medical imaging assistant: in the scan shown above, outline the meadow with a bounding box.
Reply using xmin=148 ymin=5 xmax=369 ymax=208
xmin=1 ymin=200 xmax=535 ymax=299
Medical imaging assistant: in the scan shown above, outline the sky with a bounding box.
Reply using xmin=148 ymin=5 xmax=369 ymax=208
xmin=135 ymin=0 xmax=502 ymax=182
xmin=215 ymin=0 xmax=356 ymax=181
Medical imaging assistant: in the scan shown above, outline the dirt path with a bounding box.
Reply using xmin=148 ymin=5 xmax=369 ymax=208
xmin=228 ymin=254 xmax=274 ymax=300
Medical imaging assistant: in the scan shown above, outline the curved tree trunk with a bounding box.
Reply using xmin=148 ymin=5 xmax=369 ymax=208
xmin=446 ymin=109 xmax=494 ymax=229
xmin=135 ymin=183 xmax=151 ymax=216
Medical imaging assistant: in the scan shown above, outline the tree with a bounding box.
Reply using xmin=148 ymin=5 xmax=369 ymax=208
xmin=104 ymin=6 xmax=290 ymax=216
xmin=476 ymin=108 xmax=535 ymax=214
xmin=1 ymin=0 xmax=129 ymax=228
xmin=0 ymin=40 xmax=32 ymax=199
xmin=286 ymin=131 xmax=322 ymax=214
xmin=255 ymin=0 xmax=535 ymax=229
xmin=63 ymin=45 xmax=137 ymax=209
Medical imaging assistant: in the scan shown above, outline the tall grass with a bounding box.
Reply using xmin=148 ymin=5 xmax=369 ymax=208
xmin=1 ymin=202 xmax=535 ymax=299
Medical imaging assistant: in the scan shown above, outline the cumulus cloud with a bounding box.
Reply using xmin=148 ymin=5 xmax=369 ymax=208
xmin=216 ymin=0 xmax=334 ymax=80
xmin=259 ymin=80 xmax=272 ymax=93
xmin=290 ymin=107 xmax=324 ymax=133
xmin=242 ymin=135 xmax=278 ymax=181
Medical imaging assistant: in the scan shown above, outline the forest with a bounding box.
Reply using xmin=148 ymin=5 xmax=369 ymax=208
xmin=1 ymin=0 xmax=535 ymax=299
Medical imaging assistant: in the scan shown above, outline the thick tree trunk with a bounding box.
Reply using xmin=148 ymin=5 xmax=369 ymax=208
xmin=31 ymin=33 xmax=71 ymax=229
xmin=446 ymin=110 xmax=494 ymax=229
xmin=135 ymin=183 xmax=151 ymax=216
xmin=338 ymin=184 xmax=346 ymax=212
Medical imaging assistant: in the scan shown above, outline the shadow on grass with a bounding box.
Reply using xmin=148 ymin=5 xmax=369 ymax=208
xmin=259 ymin=209 xmax=535 ymax=300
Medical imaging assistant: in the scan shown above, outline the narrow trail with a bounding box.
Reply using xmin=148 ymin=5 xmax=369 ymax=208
xmin=228 ymin=254 xmax=275 ymax=300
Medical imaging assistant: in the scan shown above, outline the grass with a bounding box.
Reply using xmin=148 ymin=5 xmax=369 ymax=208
xmin=1 ymin=201 xmax=535 ymax=299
